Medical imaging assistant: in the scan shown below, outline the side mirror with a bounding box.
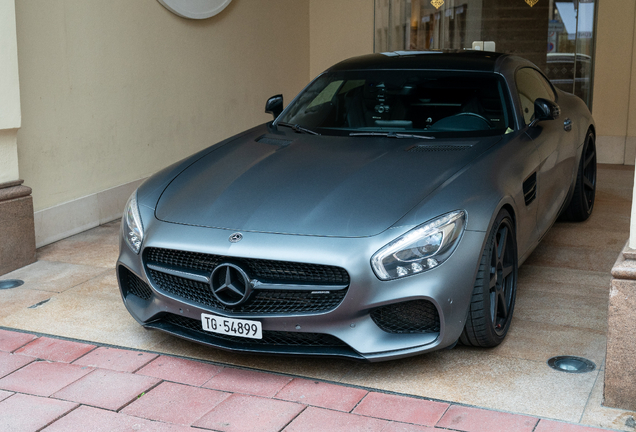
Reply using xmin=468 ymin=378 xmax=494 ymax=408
xmin=265 ymin=94 xmax=284 ymax=119
xmin=530 ymin=98 xmax=560 ymax=127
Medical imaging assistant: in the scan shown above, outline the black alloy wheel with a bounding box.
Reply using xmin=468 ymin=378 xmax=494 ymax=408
xmin=581 ymin=133 xmax=597 ymax=215
xmin=460 ymin=209 xmax=518 ymax=347
xmin=489 ymin=218 xmax=516 ymax=337
xmin=561 ymin=131 xmax=596 ymax=221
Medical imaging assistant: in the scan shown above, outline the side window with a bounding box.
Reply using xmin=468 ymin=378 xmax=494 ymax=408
xmin=515 ymin=68 xmax=556 ymax=125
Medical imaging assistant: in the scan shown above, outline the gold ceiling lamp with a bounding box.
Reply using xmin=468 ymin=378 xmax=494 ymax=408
xmin=525 ymin=0 xmax=539 ymax=6
xmin=431 ymin=0 xmax=444 ymax=9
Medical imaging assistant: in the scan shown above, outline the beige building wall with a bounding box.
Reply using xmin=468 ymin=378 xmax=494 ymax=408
xmin=593 ymin=0 xmax=636 ymax=165
xmin=309 ymin=0 xmax=375 ymax=79
xmin=627 ymin=10 xmax=636 ymax=165
xmin=0 ymin=0 xmax=21 ymax=184
xmin=14 ymin=0 xmax=310 ymax=245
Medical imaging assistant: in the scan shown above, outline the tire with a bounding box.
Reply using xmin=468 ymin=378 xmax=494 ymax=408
xmin=560 ymin=131 xmax=596 ymax=222
xmin=460 ymin=209 xmax=518 ymax=347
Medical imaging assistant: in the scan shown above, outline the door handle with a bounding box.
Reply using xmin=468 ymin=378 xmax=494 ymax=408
xmin=564 ymin=118 xmax=572 ymax=132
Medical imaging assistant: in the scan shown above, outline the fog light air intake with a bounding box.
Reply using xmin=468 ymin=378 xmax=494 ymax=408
xmin=371 ymin=300 xmax=440 ymax=334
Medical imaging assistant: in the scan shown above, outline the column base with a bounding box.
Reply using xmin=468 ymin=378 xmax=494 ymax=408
xmin=605 ymin=243 xmax=636 ymax=410
xmin=0 ymin=180 xmax=36 ymax=276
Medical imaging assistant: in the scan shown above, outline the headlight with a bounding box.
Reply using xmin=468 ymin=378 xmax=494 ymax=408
xmin=371 ymin=210 xmax=466 ymax=280
xmin=123 ymin=191 xmax=144 ymax=254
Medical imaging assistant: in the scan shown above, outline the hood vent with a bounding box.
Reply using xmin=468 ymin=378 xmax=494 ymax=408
xmin=256 ymin=135 xmax=293 ymax=147
xmin=407 ymin=145 xmax=472 ymax=152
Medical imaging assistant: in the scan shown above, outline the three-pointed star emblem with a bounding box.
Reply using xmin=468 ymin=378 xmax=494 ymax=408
xmin=210 ymin=263 xmax=251 ymax=306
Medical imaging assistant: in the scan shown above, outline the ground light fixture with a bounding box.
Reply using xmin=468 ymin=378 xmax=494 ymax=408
xmin=547 ymin=356 xmax=596 ymax=373
xmin=0 ymin=279 xmax=24 ymax=289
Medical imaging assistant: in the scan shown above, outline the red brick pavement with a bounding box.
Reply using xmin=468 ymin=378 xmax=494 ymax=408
xmin=0 ymin=328 xmax=615 ymax=432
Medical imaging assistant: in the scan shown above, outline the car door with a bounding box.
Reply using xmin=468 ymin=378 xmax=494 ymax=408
xmin=515 ymin=67 xmax=573 ymax=236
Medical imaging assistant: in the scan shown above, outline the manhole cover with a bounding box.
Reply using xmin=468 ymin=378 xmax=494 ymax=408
xmin=547 ymin=356 xmax=596 ymax=373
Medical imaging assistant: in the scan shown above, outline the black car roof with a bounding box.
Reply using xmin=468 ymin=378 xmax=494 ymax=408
xmin=327 ymin=50 xmax=509 ymax=73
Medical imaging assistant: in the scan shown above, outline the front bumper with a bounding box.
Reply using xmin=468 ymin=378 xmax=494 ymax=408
xmin=116 ymin=211 xmax=486 ymax=362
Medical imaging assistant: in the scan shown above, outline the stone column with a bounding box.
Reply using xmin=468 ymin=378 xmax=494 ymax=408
xmin=607 ymin=75 xmax=636 ymax=410
xmin=0 ymin=0 xmax=36 ymax=276
xmin=605 ymin=244 xmax=636 ymax=411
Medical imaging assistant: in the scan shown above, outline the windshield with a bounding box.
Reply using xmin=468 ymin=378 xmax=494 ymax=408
xmin=278 ymin=70 xmax=512 ymax=138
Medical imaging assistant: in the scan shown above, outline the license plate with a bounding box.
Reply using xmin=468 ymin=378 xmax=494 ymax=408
xmin=201 ymin=313 xmax=262 ymax=339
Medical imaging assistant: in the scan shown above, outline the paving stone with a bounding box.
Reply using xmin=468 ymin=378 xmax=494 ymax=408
xmin=0 ymin=393 xmax=78 ymax=432
xmin=534 ymin=419 xmax=612 ymax=432
xmin=381 ymin=422 xmax=438 ymax=431
xmin=72 ymin=346 xmax=157 ymax=372
xmin=352 ymin=392 xmax=449 ymax=426
xmin=136 ymin=355 xmax=222 ymax=386
xmin=202 ymin=367 xmax=292 ymax=397
xmin=193 ymin=394 xmax=304 ymax=432
xmin=0 ymin=287 xmax=54 ymax=320
xmin=52 ymin=368 xmax=161 ymax=411
xmin=15 ymin=336 xmax=95 ymax=362
xmin=0 ymin=360 xmax=93 ymax=396
xmin=436 ymin=405 xmax=538 ymax=432
xmin=275 ymin=378 xmax=368 ymax=412
xmin=0 ymin=389 xmax=13 ymax=402
xmin=284 ymin=406 xmax=390 ymax=432
xmin=41 ymin=405 xmax=195 ymax=431
xmin=121 ymin=381 xmax=229 ymax=425
xmin=1 ymin=261 xmax=108 ymax=294
xmin=0 ymin=350 xmax=36 ymax=378
xmin=0 ymin=329 xmax=36 ymax=352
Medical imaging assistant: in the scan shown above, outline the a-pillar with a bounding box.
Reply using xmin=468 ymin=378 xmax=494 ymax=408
xmin=0 ymin=0 xmax=35 ymax=276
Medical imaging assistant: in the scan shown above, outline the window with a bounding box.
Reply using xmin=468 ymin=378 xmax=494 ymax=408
xmin=515 ymin=68 xmax=556 ymax=125
xmin=278 ymin=70 xmax=512 ymax=138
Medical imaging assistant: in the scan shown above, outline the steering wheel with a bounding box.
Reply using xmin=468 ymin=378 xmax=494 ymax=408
xmin=453 ymin=112 xmax=494 ymax=128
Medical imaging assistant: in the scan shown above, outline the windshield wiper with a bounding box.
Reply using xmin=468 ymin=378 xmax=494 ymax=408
xmin=277 ymin=122 xmax=320 ymax=135
xmin=349 ymin=132 xmax=435 ymax=139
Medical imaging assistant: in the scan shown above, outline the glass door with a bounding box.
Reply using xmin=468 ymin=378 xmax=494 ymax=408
xmin=375 ymin=0 xmax=597 ymax=108
xmin=546 ymin=0 xmax=595 ymax=106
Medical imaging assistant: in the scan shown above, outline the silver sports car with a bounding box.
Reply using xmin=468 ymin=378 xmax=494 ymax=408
xmin=117 ymin=51 xmax=596 ymax=361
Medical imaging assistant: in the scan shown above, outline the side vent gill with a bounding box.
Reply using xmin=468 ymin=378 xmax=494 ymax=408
xmin=256 ymin=135 xmax=293 ymax=147
xmin=407 ymin=145 xmax=472 ymax=152
xmin=523 ymin=172 xmax=537 ymax=206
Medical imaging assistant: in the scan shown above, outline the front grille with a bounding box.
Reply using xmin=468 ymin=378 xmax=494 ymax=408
xmin=118 ymin=266 xmax=152 ymax=300
xmin=144 ymin=248 xmax=350 ymax=315
xmin=147 ymin=269 xmax=347 ymax=314
xmin=145 ymin=248 xmax=349 ymax=285
xmin=164 ymin=314 xmax=347 ymax=347
xmin=371 ymin=300 xmax=440 ymax=334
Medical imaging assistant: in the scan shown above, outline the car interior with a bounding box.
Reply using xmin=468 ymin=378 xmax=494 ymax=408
xmin=281 ymin=72 xmax=511 ymax=134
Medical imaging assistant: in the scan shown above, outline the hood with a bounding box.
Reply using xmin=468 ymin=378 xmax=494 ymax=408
xmin=155 ymin=129 xmax=499 ymax=237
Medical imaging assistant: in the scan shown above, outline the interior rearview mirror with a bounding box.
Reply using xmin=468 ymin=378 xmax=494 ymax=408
xmin=265 ymin=95 xmax=284 ymax=119
xmin=530 ymin=98 xmax=560 ymax=127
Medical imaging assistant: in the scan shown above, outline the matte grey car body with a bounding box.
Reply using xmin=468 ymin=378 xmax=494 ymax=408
xmin=116 ymin=51 xmax=596 ymax=361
